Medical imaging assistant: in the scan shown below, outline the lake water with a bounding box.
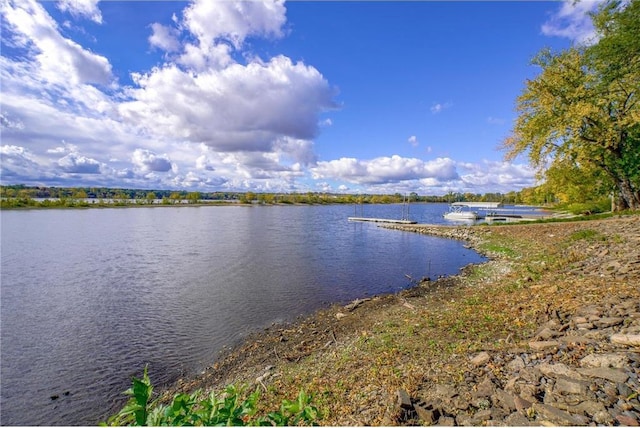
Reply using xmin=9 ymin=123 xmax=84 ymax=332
xmin=0 ymin=203 xmax=486 ymax=426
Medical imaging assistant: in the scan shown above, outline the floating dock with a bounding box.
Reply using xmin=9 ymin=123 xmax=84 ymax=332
xmin=348 ymin=217 xmax=417 ymax=224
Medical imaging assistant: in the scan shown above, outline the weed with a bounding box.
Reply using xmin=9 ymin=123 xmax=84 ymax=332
xmin=483 ymin=314 xmax=495 ymax=324
xmin=503 ymin=282 xmax=522 ymax=293
xmin=103 ymin=366 xmax=319 ymax=426
xmin=611 ymin=234 xmax=625 ymax=244
xmin=525 ymin=264 xmax=542 ymax=281
xmin=569 ymin=229 xmax=605 ymax=242
xmin=464 ymin=296 xmax=483 ymax=306
xmin=480 ymin=243 xmax=517 ymax=258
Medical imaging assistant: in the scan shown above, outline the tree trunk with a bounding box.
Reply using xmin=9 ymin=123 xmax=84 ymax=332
xmin=615 ymin=178 xmax=640 ymax=211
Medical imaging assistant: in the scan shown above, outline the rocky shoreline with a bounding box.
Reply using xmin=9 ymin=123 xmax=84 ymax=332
xmin=163 ymin=215 xmax=639 ymax=426
xmin=393 ymin=293 xmax=640 ymax=426
xmin=386 ymin=217 xmax=640 ymax=426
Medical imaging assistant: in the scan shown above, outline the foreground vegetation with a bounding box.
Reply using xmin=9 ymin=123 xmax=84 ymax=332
xmin=103 ymin=368 xmax=319 ymax=426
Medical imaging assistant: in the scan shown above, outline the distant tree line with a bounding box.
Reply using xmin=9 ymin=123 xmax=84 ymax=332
xmin=1 ymin=184 xmax=539 ymax=209
xmin=0 ymin=185 xmax=220 ymax=201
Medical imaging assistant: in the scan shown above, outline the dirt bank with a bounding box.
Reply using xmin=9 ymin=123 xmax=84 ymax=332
xmin=161 ymin=215 xmax=639 ymax=426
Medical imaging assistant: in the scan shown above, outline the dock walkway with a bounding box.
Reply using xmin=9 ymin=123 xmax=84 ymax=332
xmin=348 ymin=217 xmax=417 ymax=224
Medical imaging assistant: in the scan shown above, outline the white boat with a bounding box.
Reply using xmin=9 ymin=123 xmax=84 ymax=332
xmin=443 ymin=204 xmax=480 ymax=220
xmin=443 ymin=202 xmax=505 ymax=221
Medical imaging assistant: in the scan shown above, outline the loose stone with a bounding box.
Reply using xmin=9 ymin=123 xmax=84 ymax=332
xmin=577 ymin=367 xmax=629 ymax=383
xmin=580 ymin=353 xmax=628 ymax=368
xmin=611 ymin=333 xmax=640 ymax=346
xmin=528 ymin=341 xmax=559 ymax=351
xmin=470 ymin=351 xmax=491 ymax=367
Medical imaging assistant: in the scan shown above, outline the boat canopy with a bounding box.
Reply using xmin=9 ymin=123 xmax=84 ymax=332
xmin=450 ymin=202 xmax=503 ymax=209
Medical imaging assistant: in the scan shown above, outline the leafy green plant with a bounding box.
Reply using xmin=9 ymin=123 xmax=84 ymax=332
xmin=104 ymin=366 xmax=154 ymax=426
xmin=103 ymin=366 xmax=319 ymax=426
xmin=266 ymin=390 xmax=319 ymax=426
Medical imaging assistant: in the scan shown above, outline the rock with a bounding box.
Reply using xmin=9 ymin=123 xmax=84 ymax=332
xmin=575 ymin=400 xmax=606 ymax=417
xmin=538 ymin=363 xmax=582 ymax=380
xmin=558 ymin=335 xmax=594 ymax=345
xmin=474 ymin=409 xmax=492 ymax=421
xmin=433 ymin=384 xmax=457 ymax=399
xmin=470 ymin=351 xmax=491 ymax=367
xmin=576 ymin=322 xmax=595 ymax=330
xmin=436 ymin=416 xmax=455 ymax=426
xmin=535 ymin=327 xmax=560 ymax=340
xmin=553 ymin=376 xmax=588 ymax=395
xmin=472 ymin=378 xmax=496 ymax=399
xmin=489 ymin=406 xmax=509 ymax=423
xmin=580 ymin=352 xmax=628 ymax=368
xmin=414 ymin=401 xmax=440 ymax=425
xmin=335 ymin=312 xmax=346 ymax=320
xmin=577 ymin=367 xmax=629 ymax=383
xmin=619 ymin=382 xmax=634 ymax=398
xmin=594 ymin=317 xmax=625 ymax=328
xmin=507 ymin=356 xmax=526 ymax=372
xmin=593 ymin=410 xmax=615 ymax=425
xmin=455 ymin=414 xmax=472 ymax=426
xmin=451 ymin=395 xmax=469 ymax=411
xmin=397 ymin=389 xmax=412 ymax=410
xmin=504 ymin=411 xmax=533 ymax=426
xmin=617 ymin=414 xmax=640 ymax=426
xmin=514 ymin=396 xmax=533 ymax=414
xmin=611 ymin=333 xmax=640 ymax=346
xmin=521 ymin=366 xmax=543 ymax=384
xmin=518 ymin=384 xmax=540 ymax=404
xmin=492 ymin=390 xmax=516 ymax=413
xmin=532 ymin=402 xmax=582 ymax=426
xmin=528 ymin=341 xmax=559 ymax=351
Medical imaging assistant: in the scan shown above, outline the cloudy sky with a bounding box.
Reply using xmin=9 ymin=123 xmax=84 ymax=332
xmin=1 ymin=0 xmax=600 ymax=194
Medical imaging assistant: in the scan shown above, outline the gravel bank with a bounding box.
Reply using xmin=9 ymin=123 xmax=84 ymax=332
xmin=386 ymin=216 xmax=640 ymax=426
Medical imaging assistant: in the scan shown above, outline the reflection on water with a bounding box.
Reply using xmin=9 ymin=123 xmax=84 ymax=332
xmin=0 ymin=204 xmax=485 ymax=425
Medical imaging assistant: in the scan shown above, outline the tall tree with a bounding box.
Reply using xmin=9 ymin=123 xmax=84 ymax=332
xmin=503 ymin=0 xmax=640 ymax=210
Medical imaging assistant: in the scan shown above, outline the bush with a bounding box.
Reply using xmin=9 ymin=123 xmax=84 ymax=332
xmin=103 ymin=367 xmax=319 ymax=426
xmin=559 ymin=199 xmax=611 ymax=215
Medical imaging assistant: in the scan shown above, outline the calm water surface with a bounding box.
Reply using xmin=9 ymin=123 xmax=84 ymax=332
xmin=1 ymin=203 xmax=486 ymax=425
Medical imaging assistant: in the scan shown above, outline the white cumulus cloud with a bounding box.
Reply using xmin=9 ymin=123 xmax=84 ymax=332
xmin=183 ymin=0 xmax=286 ymax=50
xmin=458 ymin=160 xmax=536 ymax=190
xmin=56 ymin=0 xmax=103 ymax=24
xmin=148 ymin=23 xmax=181 ymax=53
xmin=311 ymin=155 xmax=459 ymax=185
xmin=541 ymin=0 xmax=601 ymax=45
xmin=2 ymin=0 xmax=112 ymax=86
xmin=119 ymin=56 xmax=336 ymax=152
xmin=132 ymin=149 xmax=175 ymax=173
xmin=57 ymin=152 xmax=102 ymax=174
xmin=1 ymin=145 xmax=52 ymax=182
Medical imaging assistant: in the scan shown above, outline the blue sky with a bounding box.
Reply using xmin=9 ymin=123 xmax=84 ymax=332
xmin=1 ymin=0 xmax=601 ymax=194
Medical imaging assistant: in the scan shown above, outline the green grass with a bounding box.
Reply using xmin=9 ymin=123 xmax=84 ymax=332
xmin=568 ymin=229 xmax=606 ymax=242
xmin=479 ymin=242 xmax=517 ymax=258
